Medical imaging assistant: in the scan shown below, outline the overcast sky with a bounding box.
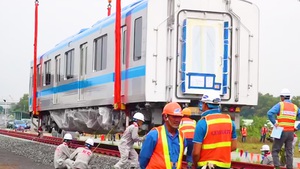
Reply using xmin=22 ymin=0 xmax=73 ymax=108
xmin=0 ymin=0 xmax=300 ymax=102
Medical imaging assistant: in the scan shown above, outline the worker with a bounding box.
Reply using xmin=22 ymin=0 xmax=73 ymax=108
xmin=293 ymin=132 xmax=298 ymax=155
xmin=113 ymin=112 xmax=145 ymax=169
xmin=266 ymin=126 xmax=274 ymax=143
xmin=179 ymin=107 xmax=196 ymax=169
xmin=54 ymin=133 xmax=73 ymax=169
xmin=193 ymin=92 xmax=237 ymax=169
xmin=241 ymin=126 xmax=247 ymax=142
xmin=139 ymin=102 xmax=185 ymax=169
xmin=260 ymin=124 xmax=268 ymax=143
xmin=65 ymin=138 xmax=94 ymax=169
xmin=267 ymin=88 xmax=300 ymax=169
xmin=261 ymin=145 xmax=273 ymax=165
xmin=37 ymin=125 xmax=43 ymax=138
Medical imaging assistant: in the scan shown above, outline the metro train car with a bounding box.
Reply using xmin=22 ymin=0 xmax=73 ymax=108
xmin=29 ymin=0 xmax=259 ymax=134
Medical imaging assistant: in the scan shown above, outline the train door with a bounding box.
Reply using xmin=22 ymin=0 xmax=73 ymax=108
xmin=78 ymin=43 xmax=88 ymax=100
xmin=53 ymin=55 xmax=61 ymax=104
xmin=29 ymin=67 xmax=33 ymax=111
xmin=177 ymin=11 xmax=232 ymax=98
xmin=121 ymin=25 xmax=128 ymax=103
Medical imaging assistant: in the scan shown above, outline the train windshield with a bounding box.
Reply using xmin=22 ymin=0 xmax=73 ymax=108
xmin=179 ymin=12 xmax=232 ymax=96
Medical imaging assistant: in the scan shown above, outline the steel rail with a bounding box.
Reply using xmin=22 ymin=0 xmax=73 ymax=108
xmin=0 ymin=129 xmax=286 ymax=169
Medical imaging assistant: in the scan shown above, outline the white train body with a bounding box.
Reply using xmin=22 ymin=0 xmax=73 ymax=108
xmin=29 ymin=0 xmax=259 ymax=133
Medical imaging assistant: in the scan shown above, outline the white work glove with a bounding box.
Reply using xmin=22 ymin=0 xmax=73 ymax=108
xmin=201 ymin=163 xmax=215 ymax=169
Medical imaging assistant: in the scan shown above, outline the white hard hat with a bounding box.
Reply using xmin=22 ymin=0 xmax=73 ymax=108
xmin=85 ymin=138 xmax=94 ymax=146
xmin=261 ymin=145 xmax=270 ymax=151
xmin=63 ymin=133 xmax=72 ymax=140
xmin=133 ymin=112 xmax=145 ymax=122
xmin=280 ymin=88 xmax=291 ymax=97
xmin=201 ymin=91 xmax=221 ymax=104
xmin=264 ymin=124 xmax=267 ymax=127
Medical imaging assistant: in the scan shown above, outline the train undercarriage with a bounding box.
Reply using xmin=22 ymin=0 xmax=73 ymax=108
xmin=36 ymin=101 xmax=241 ymax=135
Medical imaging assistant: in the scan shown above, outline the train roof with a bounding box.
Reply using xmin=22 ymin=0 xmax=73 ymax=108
xmin=36 ymin=0 xmax=147 ymax=61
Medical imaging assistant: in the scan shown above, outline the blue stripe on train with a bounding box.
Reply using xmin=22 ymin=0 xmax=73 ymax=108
xmin=37 ymin=65 xmax=146 ymax=97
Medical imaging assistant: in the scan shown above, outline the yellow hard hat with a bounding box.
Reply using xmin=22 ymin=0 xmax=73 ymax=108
xmin=182 ymin=108 xmax=191 ymax=116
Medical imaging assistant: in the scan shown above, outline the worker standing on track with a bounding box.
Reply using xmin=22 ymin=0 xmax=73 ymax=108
xmin=113 ymin=112 xmax=145 ymax=169
xmin=139 ymin=102 xmax=185 ymax=169
xmin=267 ymin=88 xmax=300 ymax=169
xmin=65 ymin=138 xmax=94 ymax=169
xmin=179 ymin=107 xmax=196 ymax=169
xmin=54 ymin=133 xmax=73 ymax=169
xmin=193 ymin=92 xmax=237 ymax=169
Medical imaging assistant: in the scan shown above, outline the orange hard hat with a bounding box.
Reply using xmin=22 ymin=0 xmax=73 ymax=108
xmin=162 ymin=102 xmax=183 ymax=116
xmin=182 ymin=108 xmax=192 ymax=116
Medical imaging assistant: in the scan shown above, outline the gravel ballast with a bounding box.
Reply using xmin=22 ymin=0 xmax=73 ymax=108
xmin=0 ymin=134 xmax=133 ymax=169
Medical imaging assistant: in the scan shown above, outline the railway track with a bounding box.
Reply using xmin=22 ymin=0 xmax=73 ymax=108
xmin=0 ymin=129 xmax=285 ymax=169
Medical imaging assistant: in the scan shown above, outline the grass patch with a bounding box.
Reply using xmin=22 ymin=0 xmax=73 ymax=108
xmin=237 ymin=136 xmax=300 ymax=158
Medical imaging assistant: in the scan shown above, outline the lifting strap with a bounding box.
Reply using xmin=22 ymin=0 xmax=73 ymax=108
xmin=107 ymin=0 xmax=112 ymax=16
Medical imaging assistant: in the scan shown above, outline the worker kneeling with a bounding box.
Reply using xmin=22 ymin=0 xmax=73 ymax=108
xmin=261 ymin=145 xmax=273 ymax=165
xmin=65 ymin=138 xmax=94 ymax=169
xmin=113 ymin=112 xmax=145 ymax=169
xmin=54 ymin=133 xmax=73 ymax=169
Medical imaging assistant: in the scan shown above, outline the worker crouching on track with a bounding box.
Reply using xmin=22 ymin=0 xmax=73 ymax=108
xmin=139 ymin=102 xmax=186 ymax=169
xmin=179 ymin=107 xmax=196 ymax=169
xmin=54 ymin=133 xmax=73 ymax=169
xmin=261 ymin=145 xmax=273 ymax=165
xmin=113 ymin=112 xmax=145 ymax=169
xmin=65 ymin=138 xmax=94 ymax=169
xmin=193 ymin=92 xmax=237 ymax=169
xmin=37 ymin=126 xmax=43 ymax=138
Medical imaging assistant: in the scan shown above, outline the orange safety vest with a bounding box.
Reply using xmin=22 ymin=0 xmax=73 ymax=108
xmin=277 ymin=102 xmax=297 ymax=131
xmin=179 ymin=117 xmax=196 ymax=139
xmin=146 ymin=125 xmax=184 ymax=169
xmin=241 ymin=128 xmax=247 ymax=136
xmin=261 ymin=127 xmax=268 ymax=135
xmin=198 ymin=114 xmax=232 ymax=168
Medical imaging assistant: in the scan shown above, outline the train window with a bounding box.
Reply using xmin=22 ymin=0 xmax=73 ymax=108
xmin=44 ymin=60 xmax=51 ymax=85
xmin=133 ymin=17 xmax=142 ymax=61
xmin=30 ymin=67 xmax=33 ymax=89
xmin=37 ymin=64 xmax=41 ymax=87
xmin=80 ymin=43 xmax=88 ymax=75
xmin=94 ymin=35 xmax=107 ymax=71
xmin=65 ymin=49 xmax=74 ymax=79
xmin=55 ymin=55 xmax=61 ymax=82
xmin=122 ymin=26 xmax=127 ymax=65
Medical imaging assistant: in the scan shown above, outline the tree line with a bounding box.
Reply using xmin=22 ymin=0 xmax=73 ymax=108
xmin=241 ymin=92 xmax=300 ymax=118
xmin=0 ymin=94 xmax=29 ymax=114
